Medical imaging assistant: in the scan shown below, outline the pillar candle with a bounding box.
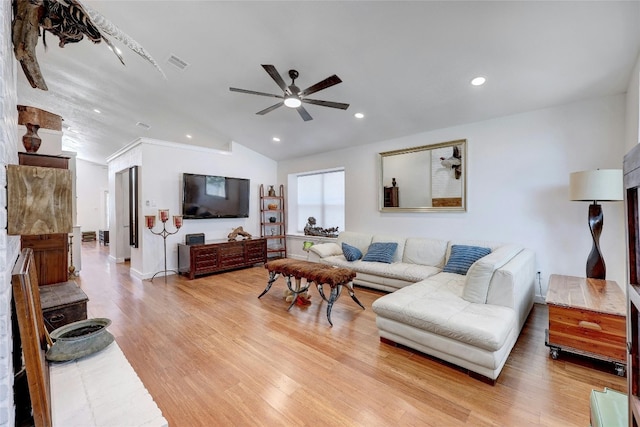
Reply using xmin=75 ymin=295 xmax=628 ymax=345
xmin=159 ymin=209 xmax=169 ymax=222
xmin=173 ymin=215 xmax=183 ymax=229
xmin=145 ymin=215 xmax=156 ymax=229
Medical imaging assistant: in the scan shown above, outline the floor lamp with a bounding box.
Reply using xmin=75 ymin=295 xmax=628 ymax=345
xmin=569 ymin=169 xmax=623 ymax=280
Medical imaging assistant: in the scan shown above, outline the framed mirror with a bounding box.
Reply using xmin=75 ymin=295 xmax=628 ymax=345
xmin=379 ymin=139 xmax=466 ymax=212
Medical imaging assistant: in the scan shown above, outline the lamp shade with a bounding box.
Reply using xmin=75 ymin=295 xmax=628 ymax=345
xmin=569 ymin=169 xmax=623 ymax=202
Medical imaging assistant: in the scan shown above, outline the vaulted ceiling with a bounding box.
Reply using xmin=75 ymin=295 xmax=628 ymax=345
xmin=15 ymin=1 xmax=640 ymax=165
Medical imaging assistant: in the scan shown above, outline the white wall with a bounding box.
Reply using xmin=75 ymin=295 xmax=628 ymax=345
xmin=626 ymin=52 xmax=640 ymax=152
xmin=278 ymin=94 xmax=627 ymax=298
xmin=108 ymin=139 xmax=277 ymax=278
xmin=76 ymin=159 xmax=108 ymax=232
xmin=107 ymin=142 xmax=142 ymax=266
xmin=0 ymin=1 xmax=20 ymax=423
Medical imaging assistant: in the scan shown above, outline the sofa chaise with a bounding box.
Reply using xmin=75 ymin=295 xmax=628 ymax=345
xmin=308 ymin=231 xmax=536 ymax=382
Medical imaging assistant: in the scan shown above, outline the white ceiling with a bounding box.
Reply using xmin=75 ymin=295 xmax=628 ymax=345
xmin=16 ymin=1 xmax=640 ymax=165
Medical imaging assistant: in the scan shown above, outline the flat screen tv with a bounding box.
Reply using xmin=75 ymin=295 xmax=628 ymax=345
xmin=182 ymin=173 xmax=250 ymax=219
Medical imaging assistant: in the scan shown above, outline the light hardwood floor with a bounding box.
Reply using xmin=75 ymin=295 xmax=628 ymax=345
xmin=75 ymin=242 xmax=625 ymax=426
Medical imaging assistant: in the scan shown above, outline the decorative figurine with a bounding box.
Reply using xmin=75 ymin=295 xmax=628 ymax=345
xmin=228 ymin=226 xmax=252 ymax=241
xmin=303 ymin=217 xmax=339 ymax=238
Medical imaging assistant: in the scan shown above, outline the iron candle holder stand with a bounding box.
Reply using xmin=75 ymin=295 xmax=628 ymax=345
xmin=146 ymin=210 xmax=183 ymax=283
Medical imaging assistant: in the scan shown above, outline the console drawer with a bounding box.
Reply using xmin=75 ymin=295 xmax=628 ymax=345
xmin=548 ymin=305 xmax=625 ymax=362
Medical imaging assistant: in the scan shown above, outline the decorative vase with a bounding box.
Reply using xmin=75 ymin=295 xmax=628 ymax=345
xmin=267 ymin=203 xmax=278 ymax=210
xmin=269 ymin=216 xmax=276 ymax=223
xmin=268 ymin=185 xmax=277 ymax=197
xmin=22 ymin=123 xmax=41 ymax=153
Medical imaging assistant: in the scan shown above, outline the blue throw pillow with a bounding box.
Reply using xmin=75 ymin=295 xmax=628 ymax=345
xmin=362 ymin=242 xmax=398 ymax=263
xmin=443 ymin=245 xmax=491 ymax=275
xmin=342 ymin=243 xmax=362 ymax=261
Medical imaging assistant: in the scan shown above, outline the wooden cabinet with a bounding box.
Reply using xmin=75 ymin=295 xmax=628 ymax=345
xmin=384 ymin=186 xmax=399 ymax=207
xmin=21 ymin=234 xmax=68 ymax=285
xmin=545 ymin=274 xmax=626 ymax=374
xmin=178 ymin=238 xmax=267 ymax=279
xmin=260 ymin=184 xmax=287 ymax=259
xmin=99 ymin=229 xmax=109 ymax=246
xmin=18 ymin=152 xmax=70 ymax=285
xmin=624 ymin=143 xmax=640 ymax=426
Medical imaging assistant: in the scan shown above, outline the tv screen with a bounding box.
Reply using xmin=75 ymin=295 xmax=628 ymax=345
xmin=182 ymin=173 xmax=250 ymax=219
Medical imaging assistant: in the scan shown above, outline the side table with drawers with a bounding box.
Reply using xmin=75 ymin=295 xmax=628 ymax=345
xmin=545 ymin=274 xmax=626 ymax=376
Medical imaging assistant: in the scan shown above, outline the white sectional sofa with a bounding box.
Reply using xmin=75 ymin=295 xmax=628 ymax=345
xmin=308 ymin=231 xmax=536 ymax=382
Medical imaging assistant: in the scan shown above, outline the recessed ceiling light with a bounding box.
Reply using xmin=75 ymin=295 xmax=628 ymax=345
xmin=272 ymin=137 xmax=281 ymax=142
xmin=186 ymin=134 xmax=192 ymax=139
xmin=470 ymin=76 xmax=486 ymax=86
xmin=93 ymin=108 xmax=101 ymax=113
xmin=354 ymin=112 xmax=364 ymax=119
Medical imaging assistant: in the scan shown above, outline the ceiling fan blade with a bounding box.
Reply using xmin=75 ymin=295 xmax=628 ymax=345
xmin=302 ymin=98 xmax=350 ymax=110
xmin=300 ymin=74 xmax=342 ymax=97
xmin=256 ymin=102 xmax=284 ymax=115
xmin=262 ymin=64 xmax=289 ymax=93
xmin=297 ymin=105 xmax=313 ymax=121
xmin=230 ymin=87 xmax=284 ymax=99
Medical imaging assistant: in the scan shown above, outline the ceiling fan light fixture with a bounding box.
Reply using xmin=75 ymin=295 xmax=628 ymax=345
xmin=284 ymin=96 xmax=302 ymax=108
xmin=470 ymin=76 xmax=486 ymax=86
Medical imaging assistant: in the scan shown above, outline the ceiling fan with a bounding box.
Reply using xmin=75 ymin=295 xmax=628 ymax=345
xmin=230 ymin=64 xmax=349 ymax=121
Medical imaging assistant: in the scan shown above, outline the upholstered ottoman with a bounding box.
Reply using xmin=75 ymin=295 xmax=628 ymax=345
xmin=260 ymin=259 xmax=363 ymax=326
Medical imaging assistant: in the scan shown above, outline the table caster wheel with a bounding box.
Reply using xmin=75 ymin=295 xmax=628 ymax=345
xmin=614 ymin=363 xmax=626 ymax=377
xmin=549 ymin=348 xmax=560 ymax=360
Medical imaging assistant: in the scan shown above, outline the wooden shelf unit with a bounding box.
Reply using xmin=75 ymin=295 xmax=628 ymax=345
xmin=260 ymin=184 xmax=287 ymax=259
xmin=624 ymin=142 xmax=640 ymax=426
xmin=177 ymin=238 xmax=267 ymax=279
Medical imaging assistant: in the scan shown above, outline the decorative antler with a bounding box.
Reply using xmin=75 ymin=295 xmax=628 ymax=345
xmin=13 ymin=0 xmax=48 ymax=89
xmin=82 ymin=3 xmax=166 ymax=79
xmin=12 ymin=0 xmax=166 ymax=91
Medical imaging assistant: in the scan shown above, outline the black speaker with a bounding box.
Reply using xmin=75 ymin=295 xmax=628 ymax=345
xmin=185 ymin=233 xmax=205 ymax=245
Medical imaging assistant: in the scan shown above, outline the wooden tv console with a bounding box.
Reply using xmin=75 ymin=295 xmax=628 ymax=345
xmin=177 ymin=238 xmax=267 ymax=279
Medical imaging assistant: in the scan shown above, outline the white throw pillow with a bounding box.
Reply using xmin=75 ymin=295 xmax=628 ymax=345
xmin=309 ymin=242 xmax=343 ymax=258
xmin=462 ymin=244 xmax=523 ymax=303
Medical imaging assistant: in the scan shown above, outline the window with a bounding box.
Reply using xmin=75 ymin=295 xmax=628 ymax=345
xmin=292 ymin=169 xmax=345 ymax=234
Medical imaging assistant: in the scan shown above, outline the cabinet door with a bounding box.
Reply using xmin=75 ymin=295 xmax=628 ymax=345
xmin=21 ymin=234 xmax=68 ymax=285
xmin=246 ymin=239 xmax=267 ymax=263
xmin=218 ymin=243 xmax=245 ymax=267
xmin=193 ymin=247 xmax=218 ymax=273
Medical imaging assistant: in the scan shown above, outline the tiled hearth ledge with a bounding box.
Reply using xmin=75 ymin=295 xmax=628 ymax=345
xmin=50 ymin=342 xmax=168 ymax=427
